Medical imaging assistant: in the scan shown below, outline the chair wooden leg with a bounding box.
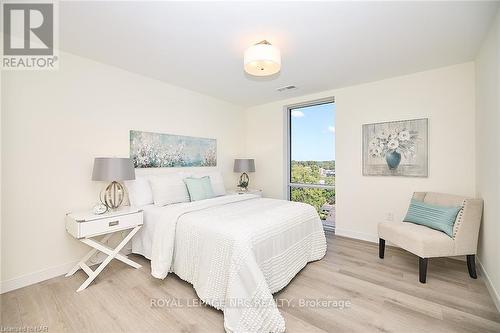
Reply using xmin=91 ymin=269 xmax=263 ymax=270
xmin=419 ymin=257 xmax=428 ymax=283
xmin=379 ymin=238 xmax=385 ymax=259
xmin=466 ymin=254 xmax=477 ymax=279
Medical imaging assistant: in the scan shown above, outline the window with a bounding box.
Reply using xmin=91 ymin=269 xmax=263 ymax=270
xmin=286 ymin=99 xmax=335 ymax=230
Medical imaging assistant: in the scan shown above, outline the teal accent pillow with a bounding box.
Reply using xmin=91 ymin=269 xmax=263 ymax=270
xmin=404 ymin=199 xmax=461 ymax=237
xmin=183 ymin=176 xmax=215 ymax=201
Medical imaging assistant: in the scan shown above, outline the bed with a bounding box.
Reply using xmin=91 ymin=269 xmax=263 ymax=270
xmin=131 ymin=189 xmax=326 ymax=332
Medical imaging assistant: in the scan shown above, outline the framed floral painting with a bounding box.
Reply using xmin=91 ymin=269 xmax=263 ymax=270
xmin=130 ymin=130 xmax=216 ymax=168
xmin=362 ymin=118 xmax=428 ymax=177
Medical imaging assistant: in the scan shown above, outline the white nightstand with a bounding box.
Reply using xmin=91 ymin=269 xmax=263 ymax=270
xmin=65 ymin=207 xmax=143 ymax=292
xmin=227 ymin=188 xmax=263 ymax=197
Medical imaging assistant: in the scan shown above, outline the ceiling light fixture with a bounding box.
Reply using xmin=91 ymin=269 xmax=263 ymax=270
xmin=244 ymin=40 xmax=281 ymax=76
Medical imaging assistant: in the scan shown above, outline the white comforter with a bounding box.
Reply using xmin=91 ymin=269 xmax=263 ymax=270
xmin=132 ymin=194 xmax=327 ymax=333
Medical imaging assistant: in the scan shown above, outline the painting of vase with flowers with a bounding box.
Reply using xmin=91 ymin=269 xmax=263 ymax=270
xmin=362 ymin=118 xmax=428 ymax=177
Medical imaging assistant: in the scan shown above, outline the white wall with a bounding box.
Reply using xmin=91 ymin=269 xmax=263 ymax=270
xmin=475 ymin=10 xmax=500 ymax=310
xmin=0 ymin=52 xmax=245 ymax=291
xmin=245 ymin=63 xmax=476 ymax=242
xmin=0 ymin=71 xmax=3 ymax=286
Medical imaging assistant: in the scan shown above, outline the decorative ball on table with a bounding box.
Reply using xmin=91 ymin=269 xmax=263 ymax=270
xmin=92 ymin=157 xmax=136 ymax=211
xmin=233 ymin=158 xmax=255 ymax=191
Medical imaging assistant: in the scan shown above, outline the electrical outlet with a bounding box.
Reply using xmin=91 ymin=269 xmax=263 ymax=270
xmin=386 ymin=212 xmax=394 ymax=222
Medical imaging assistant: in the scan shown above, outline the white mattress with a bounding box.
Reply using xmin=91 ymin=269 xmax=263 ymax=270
xmin=131 ymin=203 xmax=167 ymax=260
xmin=132 ymin=194 xmax=326 ymax=333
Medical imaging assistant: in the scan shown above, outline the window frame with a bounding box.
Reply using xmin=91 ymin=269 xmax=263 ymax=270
xmin=284 ymin=97 xmax=335 ymax=200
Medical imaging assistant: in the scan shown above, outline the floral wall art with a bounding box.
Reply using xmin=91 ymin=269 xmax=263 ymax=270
xmin=130 ymin=130 xmax=216 ymax=168
xmin=362 ymin=118 xmax=428 ymax=177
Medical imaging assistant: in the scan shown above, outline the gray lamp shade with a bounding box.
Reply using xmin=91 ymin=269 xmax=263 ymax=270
xmin=233 ymin=159 xmax=255 ymax=173
xmin=91 ymin=157 xmax=135 ymax=181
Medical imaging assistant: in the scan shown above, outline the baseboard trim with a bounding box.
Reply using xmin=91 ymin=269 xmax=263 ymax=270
xmin=1 ymin=247 xmax=132 ymax=294
xmin=0 ymin=260 xmax=77 ymax=294
xmin=335 ymin=227 xmax=378 ymax=243
xmin=477 ymin=258 xmax=500 ymax=313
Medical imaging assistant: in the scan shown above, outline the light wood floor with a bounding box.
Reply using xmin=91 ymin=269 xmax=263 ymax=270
xmin=2 ymin=233 xmax=499 ymax=332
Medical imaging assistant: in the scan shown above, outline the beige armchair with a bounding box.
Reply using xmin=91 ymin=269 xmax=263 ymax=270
xmin=378 ymin=192 xmax=483 ymax=283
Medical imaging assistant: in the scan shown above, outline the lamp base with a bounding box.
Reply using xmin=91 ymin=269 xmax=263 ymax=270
xmin=238 ymin=172 xmax=249 ymax=190
xmin=100 ymin=181 xmax=125 ymax=209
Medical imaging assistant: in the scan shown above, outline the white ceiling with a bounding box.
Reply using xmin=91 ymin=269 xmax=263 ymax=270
xmin=60 ymin=1 xmax=499 ymax=107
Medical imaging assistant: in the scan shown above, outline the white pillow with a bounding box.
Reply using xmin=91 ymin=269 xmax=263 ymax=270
xmin=149 ymin=173 xmax=191 ymax=206
xmin=125 ymin=176 xmax=153 ymax=207
xmin=193 ymin=171 xmax=226 ymax=197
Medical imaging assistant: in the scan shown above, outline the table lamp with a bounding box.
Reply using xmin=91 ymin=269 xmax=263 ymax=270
xmin=92 ymin=157 xmax=135 ymax=209
xmin=233 ymin=158 xmax=255 ymax=190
